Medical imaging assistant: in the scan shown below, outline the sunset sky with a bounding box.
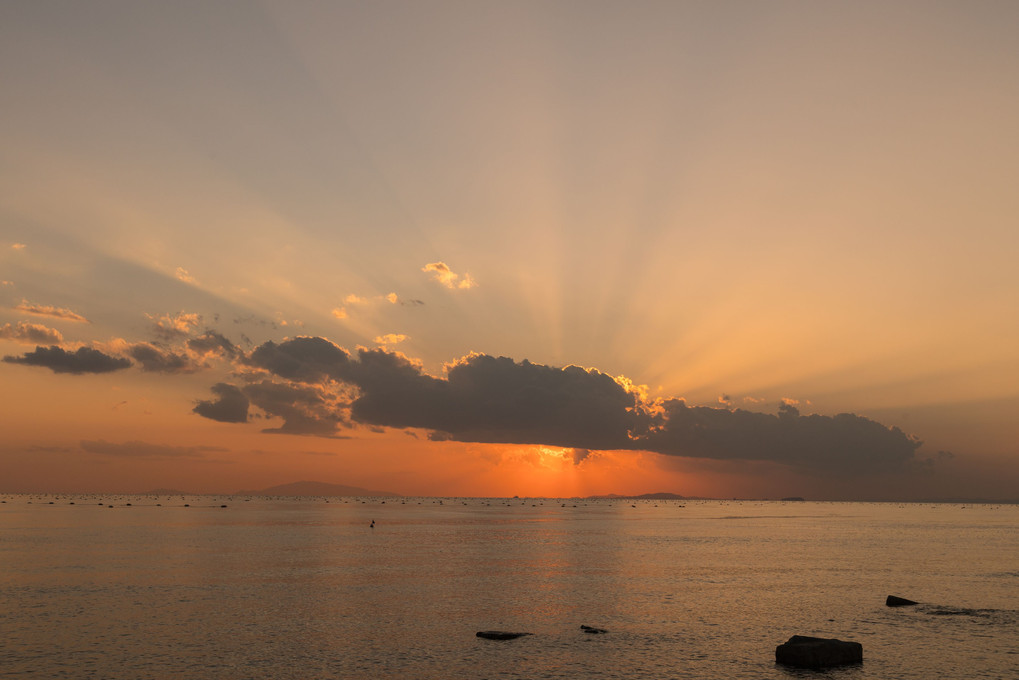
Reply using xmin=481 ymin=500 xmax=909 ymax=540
xmin=2 ymin=1 xmax=1017 ymax=500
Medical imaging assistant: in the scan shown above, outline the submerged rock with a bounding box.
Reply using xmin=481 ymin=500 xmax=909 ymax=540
xmin=580 ymin=625 xmax=608 ymax=634
xmin=886 ymin=595 xmax=918 ymax=607
xmin=476 ymin=631 xmax=533 ymax=640
xmin=775 ymin=635 xmax=863 ymax=669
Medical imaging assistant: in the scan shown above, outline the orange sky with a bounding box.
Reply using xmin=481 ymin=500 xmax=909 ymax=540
xmin=2 ymin=1 xmax=1018 ymax=500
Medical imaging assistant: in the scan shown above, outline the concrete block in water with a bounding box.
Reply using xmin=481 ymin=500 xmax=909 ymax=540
xmin=886 ymin=595 xmax=918 ymax=607
xmin=775 ymin=635 xmax=863 ymax=669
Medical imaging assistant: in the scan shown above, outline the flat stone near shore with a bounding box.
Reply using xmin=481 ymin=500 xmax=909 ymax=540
xmin=476 ymin=631 xmax=533 ymax=640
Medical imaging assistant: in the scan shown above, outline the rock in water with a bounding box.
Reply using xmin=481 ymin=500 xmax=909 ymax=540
xmin=886 ymin=595 xmax=918 ymax=607
xmin=775 ymin=635 xmax=863 ymax=669
xmin=476 ymin=631 xmax=533 ymax=640
xmin=580 ymin=625 xmax=608 ymax=634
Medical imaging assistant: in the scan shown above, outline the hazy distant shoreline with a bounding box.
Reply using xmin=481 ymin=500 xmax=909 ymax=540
xmin=2 ymin=486 xmax=1016 ymax=505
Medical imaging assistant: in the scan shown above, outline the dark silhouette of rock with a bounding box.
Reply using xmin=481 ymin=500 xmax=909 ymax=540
xmin=886 ymin=595 xmax=918 ymax=607
xmin=775 ymin=635 xmax=863 ymax=669
xmin=580 ymin=625 xmax=608 ymax=634
xmin=476 ymin=631 xmax=533 ymax=640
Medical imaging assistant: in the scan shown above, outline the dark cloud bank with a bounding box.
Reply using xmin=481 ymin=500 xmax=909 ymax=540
xmin=3 ymin=345 xmax=131 ymax=374
xmin=2 ymin=328 xmax=240 ymax=376
xmin=195 ymin=336 xmax=923 ymax=475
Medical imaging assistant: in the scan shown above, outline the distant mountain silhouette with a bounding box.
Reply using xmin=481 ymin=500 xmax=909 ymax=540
xmin=232 ymin=480 xmax=400 ymax=497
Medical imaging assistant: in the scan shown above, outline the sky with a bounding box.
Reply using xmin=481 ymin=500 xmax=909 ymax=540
xmin=2 ymin=0 xmax=1018 ymax=499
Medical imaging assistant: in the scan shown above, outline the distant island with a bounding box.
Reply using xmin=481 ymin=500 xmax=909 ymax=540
xmin=231 ymin=481 xmax=400 ymax=497
xmin=586 ymin=492 xmax=693 ymax=500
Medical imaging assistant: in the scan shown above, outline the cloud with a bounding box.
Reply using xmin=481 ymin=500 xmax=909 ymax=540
xmin=246 ymin=336 xmax=354 ymax=383
xmin=147 ymin=312 xmax=201 ymax=340
xmin=81 ymin=439 xmax=227 ymax=458
xmin=243 ymin=379 xmax=347 ymax=436
xmin=231 ymin=336 xmax=926 ymax=475
xmin=356 ymin=351 xmax=643 ymax=450
xmin=244 ymin=338 xmax=639 ymax=449
xmin=187 ymin=331 xmax=238 ymax=358
xmin=0 ymin=322 xmax=64 ymax=345
xmin=422 ymin=262 xmax=476 ymax=289
xmin=11 ymin=243 xmax=26 ymax=251
xmin=571 ymin=448 xmax=592 ymax=465
xmin=175 ymin=267 xmax=197 ymax=284
xmin=373 ymin=333 xmax=408 ymax=345
xmin=642 ymin=401 xmax=921 ymax=474
xmin=15 ymin=300 xmax=89 ymax=323
xmin=1 ymin=280 xmax=12 ymax=286
xmin=193 ymin=383 xmax=249 ymax=423
xmin=125 ymin=342 xmax=197 ymax=373
xmin=334 ymin=292 xmax=410 ymax=320
xmin=3 ymin=345 xmax=132 ymax=374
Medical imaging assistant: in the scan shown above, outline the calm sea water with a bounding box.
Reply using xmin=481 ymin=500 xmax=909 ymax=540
xmin=1 ymin=497 xmax=1016 ymax=679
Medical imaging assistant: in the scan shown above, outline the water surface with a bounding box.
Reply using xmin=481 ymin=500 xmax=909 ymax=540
xmin=2 ymin=498 xmax=1016 ymax=678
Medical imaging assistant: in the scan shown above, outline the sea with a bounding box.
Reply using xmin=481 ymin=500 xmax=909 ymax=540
xmin=1 ymin=496 xmax=1016 ymax=679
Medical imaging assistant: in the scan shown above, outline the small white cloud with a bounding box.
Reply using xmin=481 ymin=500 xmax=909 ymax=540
xmin=373 ymin=333 xmax=408 ymax=345
xmin=11 ymin=243 xmax=26 ymax=251
xmin=331 ymin=307 xmax=348 ymax=320
xmin=0 ymin=321 xmax=64 ymax=345
xmin=15 ymin=300 xmax=89 ymax=323
xmin=386 ymin=292 xmax=398 ymax=304
xmin=146 ymin=312 xmax=201 ymax=339
xmin=175 ymin=267 xmax=197 ymax=284
xmin=422 ymin=261 xmax=476 ymax=290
